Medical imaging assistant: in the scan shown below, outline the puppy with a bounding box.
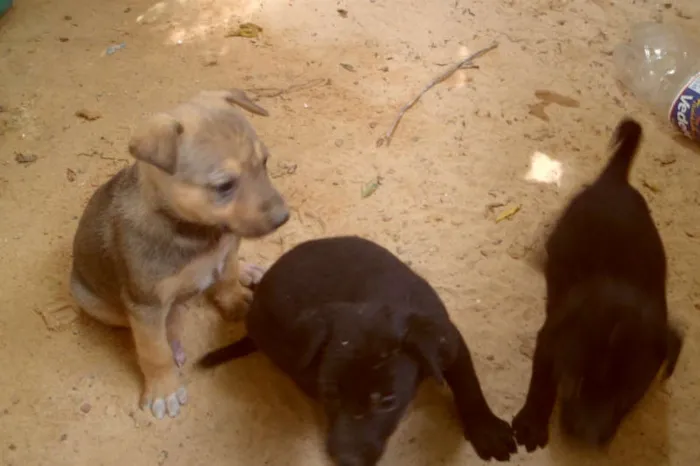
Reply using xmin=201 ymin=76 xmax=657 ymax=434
xmin=512 ymin=118 xmax=683 ymax=450
xmin=198 ymin=236 xmax=516 ymax=465
xmin=70 ymin=89 xmax=289 ymax=420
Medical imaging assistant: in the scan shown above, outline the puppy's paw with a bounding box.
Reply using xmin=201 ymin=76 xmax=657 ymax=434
xmin=238 ymin=262 xmax=266 ymax=289
xmin=512 ymin=406 xmax=549 ymax=452
xmin=466 ymin=413 xmax=517 ymax=462
xmin=211 ymin=285 xmax=252 ymax=322
xmin=140 ymin=371 xmax=187 ymax=420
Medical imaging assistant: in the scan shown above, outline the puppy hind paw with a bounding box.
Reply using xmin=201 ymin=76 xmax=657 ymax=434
xmin=466 ymin=413 xmax=517 ymax=462
xmin=512 ymin=408 xmax=549 ymax=452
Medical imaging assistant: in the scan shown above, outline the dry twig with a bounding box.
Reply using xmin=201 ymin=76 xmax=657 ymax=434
xmin=382 ymin=41 xmax=499 ymax=147
xmin=245 ymin=78 xmax=330 ymax=99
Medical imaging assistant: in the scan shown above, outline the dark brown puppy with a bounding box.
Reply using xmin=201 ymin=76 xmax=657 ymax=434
xmin=199 ymin=236 xmax=516 ymax=465
xmin=512 ymin=118 xmax=683 ymax=451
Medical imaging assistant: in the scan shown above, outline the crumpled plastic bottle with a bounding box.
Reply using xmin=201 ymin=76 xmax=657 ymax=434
xmin=613 ymin=22 xmax=700 ymax=142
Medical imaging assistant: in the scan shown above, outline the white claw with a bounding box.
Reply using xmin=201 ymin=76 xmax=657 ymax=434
xmin=166 ymin=394 xmax=180 ymax=418
xmin=176 ymin=387 xmax=188 ymax=405
xmin=152 ymin=398 xmax=166 ymax=420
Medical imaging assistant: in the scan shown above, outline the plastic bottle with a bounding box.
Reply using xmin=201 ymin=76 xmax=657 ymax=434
xmin=613 ymin=22 xmax=700 ymax=143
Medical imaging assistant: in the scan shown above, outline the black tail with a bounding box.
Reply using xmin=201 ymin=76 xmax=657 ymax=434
xmin=197 ymin=336 xmax=258 ymax=369
xmin=600 ymin=117 xmax=643 ymax=183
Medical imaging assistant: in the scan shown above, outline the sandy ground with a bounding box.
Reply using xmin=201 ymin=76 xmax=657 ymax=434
xmin=1 ymin=0 xmax=700 ymax=465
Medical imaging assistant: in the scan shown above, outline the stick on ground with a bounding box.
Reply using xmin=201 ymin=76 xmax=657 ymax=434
xmin=245 ymin=78 xmax=330 ymax=99
xmin=381 ymin=41 xmax=499 ymax=147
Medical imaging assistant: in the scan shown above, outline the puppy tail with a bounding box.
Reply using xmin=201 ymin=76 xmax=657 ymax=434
xmin=600 ymin=118 xmax=643 ymax=183
xmin=197 ymin=336 xmax=258 ymax=369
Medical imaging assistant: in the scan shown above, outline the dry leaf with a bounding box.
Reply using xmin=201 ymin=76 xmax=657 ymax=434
xmin=496 ymin=205 xmax=521 ymax=223
xmin=642 ymin=180 xmax=661 ymax=193
xmin=361 ymin=176 xmax=383 ymax=198
xmin=226 ymin=22 xmax=263 ymax=38
xmin=75 ymin=109 xmax=102 ymax=121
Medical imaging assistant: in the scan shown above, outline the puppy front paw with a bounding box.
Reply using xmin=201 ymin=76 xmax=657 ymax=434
xmin=238 ymin=262 xmax=266 ymax=290
xmin=465 ymin=412 xmax=516 ymax=462
xmin=512 ymin=406 xmax=549 ymax=452
xmin=210 ymin=284 xmax=252 ymax=322
xmin=140 ymin=370 xmax=187 ymax=420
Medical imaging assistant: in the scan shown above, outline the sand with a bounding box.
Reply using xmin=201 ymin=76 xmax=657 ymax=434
xmin=1 ymin=0 xmax=699 ymax=465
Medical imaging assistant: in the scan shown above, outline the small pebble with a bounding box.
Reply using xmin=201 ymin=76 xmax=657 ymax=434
xmin=14 ymin=153 xmax=38 ymax=165
xmin=80 ymin=402 xmax=91 ymax=414
xmin=334 ymin=139 xmax=344 ymax=147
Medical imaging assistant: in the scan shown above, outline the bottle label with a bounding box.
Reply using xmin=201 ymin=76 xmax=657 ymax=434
xmin=669 ymin=73 xmax=700 ymax=142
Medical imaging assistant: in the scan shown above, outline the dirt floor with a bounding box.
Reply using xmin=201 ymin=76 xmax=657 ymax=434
xmin=1 ymin=0 xmax=700 ymax=465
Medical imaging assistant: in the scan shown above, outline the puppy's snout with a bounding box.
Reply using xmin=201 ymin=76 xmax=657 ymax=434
xmin=333 ymin=453 xmax=367 ymax=466
xmin=568 ymin=421 xmax=615 ymax=447
xmin=561 ymin=406 xmax=617 ymax=447
xmin=260 ymin=194 xmax=289 ymax=229
xmin=327 ymin=420 xmax=383 ymax=466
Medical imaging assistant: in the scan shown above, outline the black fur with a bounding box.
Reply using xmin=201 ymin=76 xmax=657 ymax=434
xmin=512 ymin=118 xmax=683 ymax=451
xmin=199 ymin=236 xmax=516 ymax=465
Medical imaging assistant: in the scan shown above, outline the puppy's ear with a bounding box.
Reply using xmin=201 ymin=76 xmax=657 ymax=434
xmin=293 ymin=306 xmax=331 ymax=370
xmin=128 ymin=113 xmax=183 ymax=174
xmin=403 ymin=313 xmax=451 ymax=385
xmin=663 ymin=325 xmax=683 ymax=379
xmin=223 ymin=89 xmax=269 ymax=117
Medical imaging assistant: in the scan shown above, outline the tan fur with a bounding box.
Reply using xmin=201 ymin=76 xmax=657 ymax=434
xmin=70 ymin=89 xmax=289 ymax=420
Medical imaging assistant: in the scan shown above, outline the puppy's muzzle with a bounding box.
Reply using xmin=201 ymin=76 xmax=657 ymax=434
xmin=262 ymin=196 xmax=290 ymax=230
xmin=332 ymin=453 xmax=372 ymax=466
xmin=560 ymin=401 xmax=618 ymax=447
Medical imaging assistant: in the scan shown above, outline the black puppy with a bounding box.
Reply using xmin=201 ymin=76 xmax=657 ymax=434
xmin=512 ymin=118 xmax=683 ymax=450
xmin=199 ymin=236 xmax=516 ymax=465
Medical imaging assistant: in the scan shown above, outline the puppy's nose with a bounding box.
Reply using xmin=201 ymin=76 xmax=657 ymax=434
xmin=565 ymin=418 xmax=615 ymax=447
xmin=260 ymin=195 xmax=289 ymax=228
xmin=272 ymin=208 xmax=290 ymax=228
xmin=333 ymin=454 xmax=366 ymax=466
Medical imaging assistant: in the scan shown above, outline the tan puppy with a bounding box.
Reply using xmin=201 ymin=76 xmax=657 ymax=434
xmin=70 ymin=89 xmax=289 ymax=420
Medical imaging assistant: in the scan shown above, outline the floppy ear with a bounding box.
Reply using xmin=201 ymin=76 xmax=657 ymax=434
xmin=292 ymin=306 xmax=331 ymax=370
xmin=128 ymin=113 xmax=183 ymax=174
xmin=223 ymin=88 xmax=269 ymax=117
xmin=403 ymin=313 xmax=453 ymax=386
xmin=663 ymin=325 xmax=683 ymax=379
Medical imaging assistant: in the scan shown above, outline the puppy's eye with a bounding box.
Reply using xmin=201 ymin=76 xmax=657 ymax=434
xmin=376 ymin=394 xmax=398 ymax=412
xmin=212 ymin=179 xmax=237 ymax=196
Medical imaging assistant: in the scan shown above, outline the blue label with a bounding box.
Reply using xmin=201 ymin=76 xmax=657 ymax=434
xmin=669 ymin=73 xmax=700 ymax=142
